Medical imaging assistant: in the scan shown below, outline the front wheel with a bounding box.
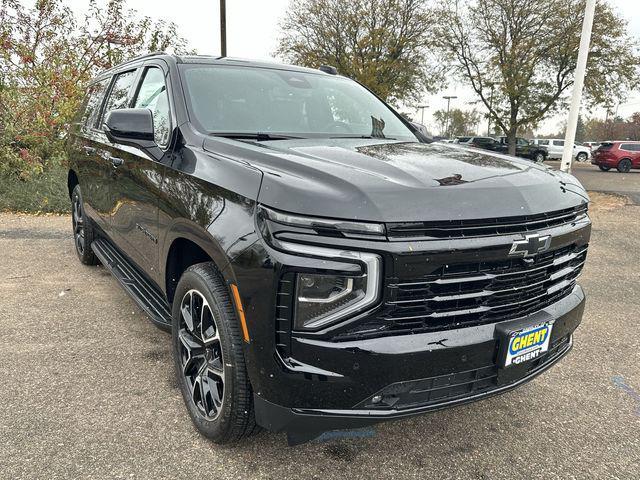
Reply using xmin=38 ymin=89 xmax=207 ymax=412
xmin=71 ymin=185 xmax=99 ymax=265
xmin=172 ymin=263 xmax=259 ymax=444
xmin=534 ymin=152 xmax=545 ymax=163
xmin=599 ymin=165 xmax=611 ymax=172
xmin=617 ymin=159 xmax=632 ymax=173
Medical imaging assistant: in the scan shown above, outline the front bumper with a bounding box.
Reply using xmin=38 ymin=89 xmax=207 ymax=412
xmin=253 ymin=285 xmax=585 ymax=442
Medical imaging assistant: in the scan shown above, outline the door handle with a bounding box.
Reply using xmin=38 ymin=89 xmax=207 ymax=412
xmin=109 ymin=156 xmax=124 ymax=167
xmin=83 ymin=146 xmax=96 ymax=155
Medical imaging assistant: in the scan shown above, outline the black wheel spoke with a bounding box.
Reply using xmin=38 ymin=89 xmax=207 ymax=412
xmin=178 ymin=329 xmax=205 ymax=375
xmin=200 ymin=304 xmax=219 ymax=344
xmin=203 ymin=370 xmax=223 ymax=412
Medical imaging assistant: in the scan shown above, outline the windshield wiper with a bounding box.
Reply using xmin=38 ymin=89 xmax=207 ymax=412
xmin=209 ymin=132 xmax=303 ymax=141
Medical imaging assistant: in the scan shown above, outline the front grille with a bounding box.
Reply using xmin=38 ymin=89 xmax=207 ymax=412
xmin=386 ymin=204 xmax=588 ymax=240
xmin=358 ymin=335 xmax=571 ymax=410
xmin=334 ymin=244 xmax=587 ymax=341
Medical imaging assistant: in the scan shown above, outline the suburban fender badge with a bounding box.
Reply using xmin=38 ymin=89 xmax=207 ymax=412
xmin=509 ymin=234 xmax=552 ymax=258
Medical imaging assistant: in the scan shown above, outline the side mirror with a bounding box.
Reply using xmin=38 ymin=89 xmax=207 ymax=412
xmin=410 ymin=122 xmax=432 ymax=142
xmin=104 ymin=108 xmax=163 ymax=159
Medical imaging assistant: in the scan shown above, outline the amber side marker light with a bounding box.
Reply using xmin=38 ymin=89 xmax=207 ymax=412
xmin=230 ymin=284 xmax=250 ymax=343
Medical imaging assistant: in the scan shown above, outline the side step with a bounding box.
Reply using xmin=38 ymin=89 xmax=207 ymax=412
xmin=91 ymin=238 xmax=172 ymax=332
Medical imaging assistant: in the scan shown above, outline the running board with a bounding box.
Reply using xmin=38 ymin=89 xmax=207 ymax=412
xmin=91 ymin=238 xmax=172 ymax=332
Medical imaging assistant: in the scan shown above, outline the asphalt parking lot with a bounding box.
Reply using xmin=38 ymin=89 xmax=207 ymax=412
xmin=1 ymin=163 xmax=639 ymax=479
xmin=547 ymin=160 xmax=640 ymax=204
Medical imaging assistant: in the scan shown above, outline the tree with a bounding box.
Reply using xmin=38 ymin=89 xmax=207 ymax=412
xmin=582 ymin=113 xmax=640 ymax=141
xmin=0 ymin=0 xmax=191 ymax=178
xmin=435 ymin=0 xmax=640 ymax=155
xmin=276 ymin=0 xmax=443 ymax=105
xmin=433 ymin=107 xmax=480 ymax=137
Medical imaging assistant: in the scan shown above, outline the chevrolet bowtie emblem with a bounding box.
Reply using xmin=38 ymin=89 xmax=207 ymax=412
xmin=509 ymin=234 xmax=552 ymax=258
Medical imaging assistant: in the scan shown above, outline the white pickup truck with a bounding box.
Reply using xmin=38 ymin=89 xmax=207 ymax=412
xmin=531 ymin=139 xmax=591 ymax=162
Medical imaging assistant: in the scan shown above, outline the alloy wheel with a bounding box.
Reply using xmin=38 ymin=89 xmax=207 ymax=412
xmin=72 ymin=193 xmax=86 ymax=255
xmin=618 ymin=159 xmax=632 ymax=173
xmin=177 ymin=289 xmax=225 ymax=421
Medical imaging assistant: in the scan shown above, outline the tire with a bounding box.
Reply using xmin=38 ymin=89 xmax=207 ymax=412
xmin=599 ymin=165 xmax=611 ymax=172
xmin=617 ymin=158 xmax=632 ymax=173
xmin=534 ymin=152 xmax=545 ymax=163
xmin=172 ymin=262 xmax=259 ymax=444
xmin=71 ymin=185 xmax=99 ymax=265
xmin=576 ymin=152 xmax=588 ymax=162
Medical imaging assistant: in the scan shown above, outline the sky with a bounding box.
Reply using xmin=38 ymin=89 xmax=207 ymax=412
xmin=52 ymin=0 xmax=640 ymax=135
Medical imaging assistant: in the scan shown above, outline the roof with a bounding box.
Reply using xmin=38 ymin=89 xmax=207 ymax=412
xmin=92 ymin=52 xmax=333 ymax=83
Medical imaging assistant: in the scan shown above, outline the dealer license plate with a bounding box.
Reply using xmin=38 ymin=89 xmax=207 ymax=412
xmin=503 ymin=322 xmax=553 ymax=367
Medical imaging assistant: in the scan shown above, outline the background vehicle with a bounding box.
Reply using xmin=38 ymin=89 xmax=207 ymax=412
xmin=591 ymin=141 xmax=640 ymax=172
xmin=483 ymin=136 xmax=549 ymax=162
xmin=583 ymin=141 xmax=601 ymax=152
xmin=455 ymin=136 xmax=497 ymax=148
xmin=67 ymin=53 xmax=590 ymax=446
xmin=532 ymin=139 xmax=591 ymax=162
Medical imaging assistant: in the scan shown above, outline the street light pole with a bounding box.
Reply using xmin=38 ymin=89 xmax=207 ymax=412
xmin=443 ymin=96 xmax=457 ymax=138
xmin=220 ymin=0 xmax=227 ymax=57
xmin=561 ymin=0 xmax=596 ymax=173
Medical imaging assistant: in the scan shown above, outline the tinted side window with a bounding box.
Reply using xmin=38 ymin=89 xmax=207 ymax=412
xmin=553 ymin=140 xmax=564 ymax=146
xmin=538 ymin=139 xmax=549 ymax=145
xmin=82 ymin=78 xmax=110 ymax=129
xmin=101 ymin=70 xmax=137 ymax=128
xmin=133 ymin=67 xmax=171 ymax=147
xmin=517 ymin=138 xmax=528 ymax=145
xmin=621 ymin=143 xmax=640 ymax=152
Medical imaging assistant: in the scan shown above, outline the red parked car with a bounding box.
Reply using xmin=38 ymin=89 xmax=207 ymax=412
xmin=591 ymin=141 xmax=640 ymax=172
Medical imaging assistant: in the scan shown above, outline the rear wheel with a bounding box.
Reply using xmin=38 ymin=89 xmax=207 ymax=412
xmin=576 ymin=152 xmax=588 ymax=162
xmin=599 ymin=165 xmax=611 ymax=172
xmin=71 ymin=185 xmax=99 ymax=265
xmin=617 ymin=158 xmax=632 ymax=173
xmin=172 ymin=263 xmax=259 ymax=444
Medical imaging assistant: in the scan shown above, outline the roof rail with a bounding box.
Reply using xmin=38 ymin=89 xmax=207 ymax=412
xmin=98 ymin=51 xmax=168 ymax=76
xmin=121 ymin=51 xmax=168 ymax=65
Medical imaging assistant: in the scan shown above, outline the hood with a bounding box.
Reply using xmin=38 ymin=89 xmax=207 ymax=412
xmin=202 ymin=138 xmax=589 ymax=222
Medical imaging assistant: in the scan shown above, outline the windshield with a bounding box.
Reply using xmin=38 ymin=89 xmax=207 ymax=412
xmin=179 ymin=64 xmax=418 ymax=141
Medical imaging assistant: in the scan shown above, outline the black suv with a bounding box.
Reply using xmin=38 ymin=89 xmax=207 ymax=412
xmin=67 ymin=53 xmax=590 ymax=445
xmin=486 ymin=136 xmax=549 ymax=163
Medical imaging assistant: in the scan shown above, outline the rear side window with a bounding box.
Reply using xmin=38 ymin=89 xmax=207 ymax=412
xmin=133 ymin=67 xmax=171 ymax=148
xmin=82 ymin=78 xmax=110 ymax=129
xmin=457 ymin=137 xmax=471 ymax=143
xmin=101 ymin=70 xmax=137 ymax=127
xmin=620 ymin=143 xmax=640 ymax=152
xmin=553 ymin=140 xmax=564 ymax=146
xmin=537 ymin=139 xmax=549 ymax=146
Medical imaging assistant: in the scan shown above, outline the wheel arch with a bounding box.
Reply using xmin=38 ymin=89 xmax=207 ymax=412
xmin=67 ymin=169 xmax=79 ymax=198
xmin=162 ymin=224 xmax=235 ymax=305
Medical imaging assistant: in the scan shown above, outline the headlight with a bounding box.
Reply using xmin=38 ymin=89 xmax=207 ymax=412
xmin=279 ymin=241 xmax=381 ymax=331
xmin=259 ymin=205 xmax=386 ymax=238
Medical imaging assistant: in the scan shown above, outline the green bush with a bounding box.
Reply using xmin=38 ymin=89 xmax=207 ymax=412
xmin=0 ymin=162 xmax=70 ymax=213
